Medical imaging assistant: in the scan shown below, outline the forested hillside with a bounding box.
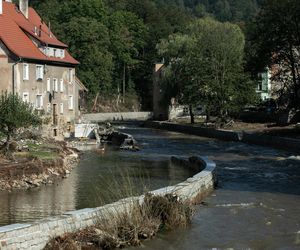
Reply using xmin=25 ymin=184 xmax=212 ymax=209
xmin=26 ymin=0 xmax=262 ymax=111
xmin=184 ymin=0 xmax=261 ymax=22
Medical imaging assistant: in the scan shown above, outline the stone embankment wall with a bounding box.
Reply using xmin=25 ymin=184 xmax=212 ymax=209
xmin=83 ymin=112 xmax=153 ymax=123
xmin=145 ymin=121 xmax=300 ymax=154
xmin=0 ymin=156 xmax=216 ymax=250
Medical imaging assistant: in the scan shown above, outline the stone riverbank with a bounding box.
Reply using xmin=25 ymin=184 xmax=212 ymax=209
xmin=0 ymin=155 xmax=216 ymax=250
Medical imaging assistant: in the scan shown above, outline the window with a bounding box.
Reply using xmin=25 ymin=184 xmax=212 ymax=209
xmin=53 ymin=48 xmax=57 ymax=57
xmin=60 ymin=79 xmax=64 ymax=92
xmin=49 ymin=48 xmax=54 ymax=57
xmin=60 ymin=103 xmax=64 ymax=114
xmin=47 ymin=78 xmax=51 ymax=92
xmin=68 ymin=69 xmax=73 ymax=83
xmin=22 ymin=92 xmax=29 ymax=103
xmin=47 ymin=103 xmax=51 ymax=113
xmin=36 ymin=65 xmax=44 ymax=80
xmin=36 ymin=95 xmax=43 ymax=109
xmin=68 ymin=95 xmax=74 ymax=110
xmin=23 ymin=64 xmax=29 ymax=80
xmin=60 ymin=49 xmax=65 ymax=58
xmin=53 ymin=78 xmax=58 ymax=92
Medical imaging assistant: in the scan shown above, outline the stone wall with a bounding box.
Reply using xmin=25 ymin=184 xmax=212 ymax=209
xmin=145 ymin=121 xmax=300 ymax=154
xmin=82 ymin=112 xmax=153 ymax=122
xmin=0 ymin=156 xmax=216 ymax=250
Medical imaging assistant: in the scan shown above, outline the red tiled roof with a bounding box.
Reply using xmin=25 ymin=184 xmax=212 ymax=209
xmin=0 ymin=1 xmax=79 ymax=65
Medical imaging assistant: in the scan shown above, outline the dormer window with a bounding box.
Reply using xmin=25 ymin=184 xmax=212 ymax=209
xmin=60 ymin=49 xmax=65 ymax=58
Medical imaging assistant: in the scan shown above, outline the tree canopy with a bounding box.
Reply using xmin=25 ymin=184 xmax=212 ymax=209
xmin=27 ymin=0 xmax=262 ymax=110
xmin=247 ymin=0 xmax=300 ymax=108
xmin=158 ymin=18 xmax=257 ymax=122
xmin=0 ymin=92 xmax=42 ymax=152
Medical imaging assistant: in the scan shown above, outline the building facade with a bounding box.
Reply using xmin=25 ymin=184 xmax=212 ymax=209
xmin=0 ymin=0 xmax=86 ymax=138
xmin=153 ymin=63 xmax=169 ymax=120
xmin=256 ymin=68 xmax=272 ymax=101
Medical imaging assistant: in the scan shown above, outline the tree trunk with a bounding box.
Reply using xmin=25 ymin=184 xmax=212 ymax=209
xmin=92 ymin=92 xmax=99 ymax=112
xmin=189 ymin=105 xmax=195 ymax=124
xmin=123 ymin=64 xmax=126 ymax=103
xmin=288 ymin=43 xmax=299 ymax=107
xmin=117 ymin=84 xmax=120 ymax=109
xmin=6 ymin=134 xmax=10 ymax=152
xmin=205 ymin=106 xmax=210 ymax=124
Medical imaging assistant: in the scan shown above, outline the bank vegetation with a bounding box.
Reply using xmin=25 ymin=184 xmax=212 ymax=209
xmin=45 ymin=193 xmax=194 ymax=250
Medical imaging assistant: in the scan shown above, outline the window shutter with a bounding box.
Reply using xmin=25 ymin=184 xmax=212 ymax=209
xmin=68 ymin=95 xmax=74 ymax=110
xmin=47 ymin=78 xmax=51 ymax=92
xmin=60 ymin=79 xmax=64 ymax=92
xmin=23 ymin=64 xmax=29 ymax=80
xmin=60 ymin=103 xmax=64 ymax=114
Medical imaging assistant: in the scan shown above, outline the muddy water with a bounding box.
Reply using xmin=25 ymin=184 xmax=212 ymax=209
xmin=132 ymin=130 xmax=300 ymax=249
xmin=0 ymin=126 xmax=198 ymax=226
xmin=0 ymin=125 xmax=300 ymax=249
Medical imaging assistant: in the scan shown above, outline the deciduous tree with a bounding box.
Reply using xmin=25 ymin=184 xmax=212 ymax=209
xmin=0 ymin=93 xmax=42 ymax=153
xmin=248 ymin=0 xmax=300 ymax=108
xmin=158 ymin=18 xmax=256 ymax=123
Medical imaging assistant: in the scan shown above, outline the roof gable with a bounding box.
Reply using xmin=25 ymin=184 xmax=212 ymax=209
xmin=0 ymin=1 xmax=79 ymax=65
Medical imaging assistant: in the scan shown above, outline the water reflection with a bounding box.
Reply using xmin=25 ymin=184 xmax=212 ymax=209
xmin=1 ymin=124 xmax=299 ymax=249
xmin=0 ymin=168 xmax=78 ymax=225
xmin=0 ymin=125 xmax=198 ymax=226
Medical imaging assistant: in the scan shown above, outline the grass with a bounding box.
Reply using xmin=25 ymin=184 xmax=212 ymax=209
xmin=14 ymin=142 xmax=60 ymax=161
xmin=45 ymin=193 xmax=193 ymax=250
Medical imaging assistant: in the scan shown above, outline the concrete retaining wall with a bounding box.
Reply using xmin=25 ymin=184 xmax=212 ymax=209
xmin=145 ymin=121 xmax=300 ymax=154
xmin=0 ymin=156 xmax=216 ymax=250
xmin=145 ymin=121 xmax=241 ymax=141
xmin=242 ymin=132 xmax=300 ymax=153
xmin=82 ymin=112 xmax=153 ymax=122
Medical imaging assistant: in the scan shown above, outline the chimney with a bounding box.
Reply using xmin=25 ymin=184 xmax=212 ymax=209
xmin=0 ymin=0 xmax=3 ymax=15
xmin=19 ymin=0 xmax=28 ymax=19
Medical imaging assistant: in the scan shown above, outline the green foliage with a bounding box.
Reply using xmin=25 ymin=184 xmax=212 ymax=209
xmin=29 ymin=0 xmax=261 ymax=110
xmin=26 ymin=0 xmax=189 ymax=110
xmin=247 ymin=0 xmax=300 ymax=108
xmin=63 ymin=17 xmax=113 ymax=95
xmin=158 ymin=18 xmax=257 ymax=119
xmin=0 ymin=92 xmax=42 ymax=150
xmin=174 ymin=0 xmax=261 ymax=22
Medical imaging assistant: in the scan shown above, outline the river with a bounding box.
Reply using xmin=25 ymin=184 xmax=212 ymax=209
xmin=0 ymin=125 xmax=300 ymax=249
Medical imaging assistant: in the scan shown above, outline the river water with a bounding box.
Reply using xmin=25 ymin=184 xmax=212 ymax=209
xmin=0 ymin=125 xmax=300 ymax=249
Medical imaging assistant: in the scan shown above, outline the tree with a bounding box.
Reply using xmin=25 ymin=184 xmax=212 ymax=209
xmin=62 ymin=17 xmax=113 ymax=96
xmin=0 ymin=93 xmax=42 ymax=153
xmin=108 ymin=10 xmax=147 ymax=100
xmin=29 ymin=0 xmax=194 ymax=110
xmin=158 ymin=18 xmax=256 ymax=123
xmin=214 ymin=0 xmax=232 ymax=21
xmin=248 ymin=0 xmax=300 ymax=108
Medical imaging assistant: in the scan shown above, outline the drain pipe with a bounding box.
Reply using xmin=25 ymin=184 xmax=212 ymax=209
xmin=12 ymin=58 xmax=22 ymax=95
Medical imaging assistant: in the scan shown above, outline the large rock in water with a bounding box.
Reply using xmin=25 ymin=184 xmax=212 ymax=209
xmin=120 ymin=137 xmax=139 ymax=151
xmin=108 ymin=131 xmax=139 ymax=151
